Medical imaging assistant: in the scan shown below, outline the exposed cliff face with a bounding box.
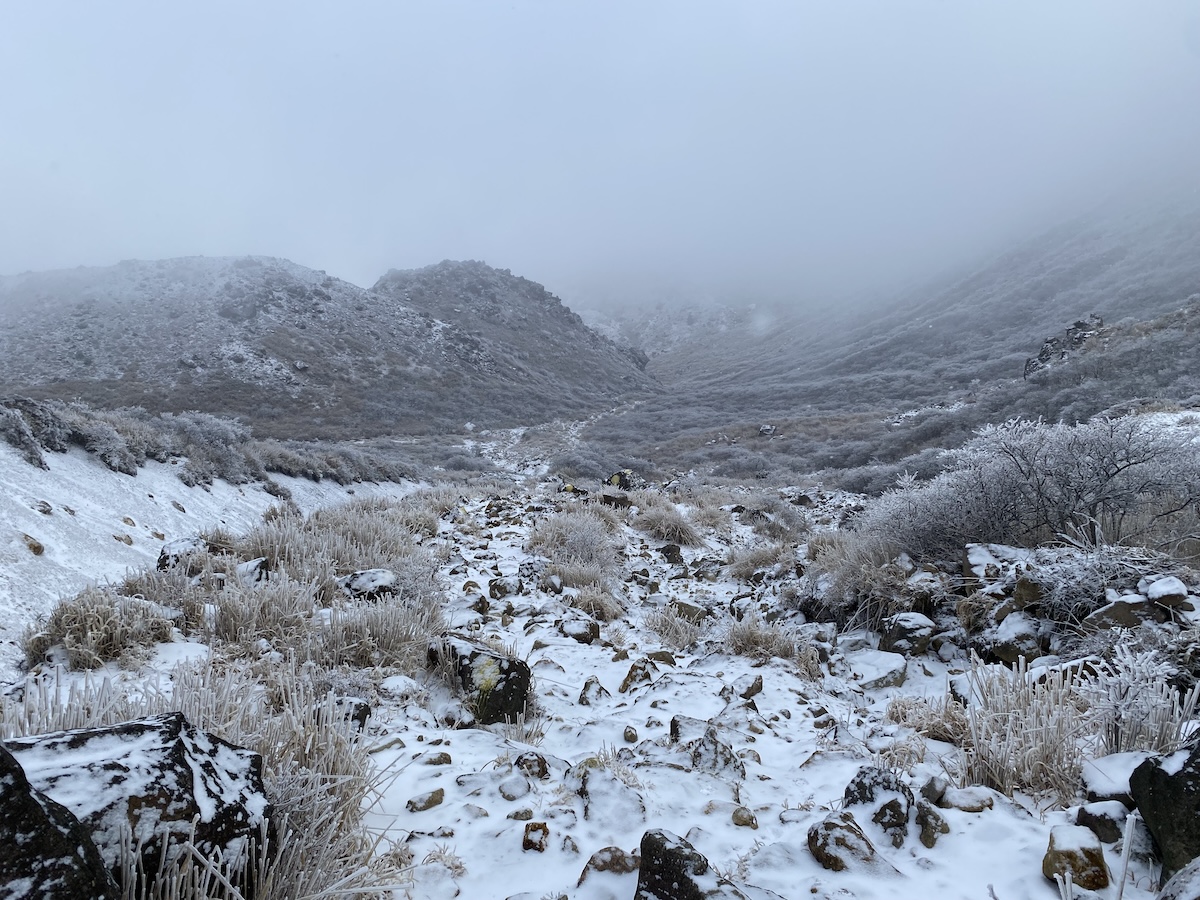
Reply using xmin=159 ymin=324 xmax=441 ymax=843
xmin=0 ymin=256 xmax=654 ymax=439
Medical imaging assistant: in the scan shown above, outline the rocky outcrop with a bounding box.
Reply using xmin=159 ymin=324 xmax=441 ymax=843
xmin=0 ymin=742 xmax=119 ymax=899
xmin=6 ymin=712 xmax=272 ymax=893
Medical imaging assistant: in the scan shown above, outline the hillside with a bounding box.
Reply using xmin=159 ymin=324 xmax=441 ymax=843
xmin=0 ymin=257 xmax=654 ymax=440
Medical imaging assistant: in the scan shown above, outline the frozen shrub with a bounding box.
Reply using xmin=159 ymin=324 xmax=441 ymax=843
xmin=645 ymin=605 xmax=703 ymax=650
xmin=723 ymin=615 xmax=798 ymax=662
xmin=634 ymin=504 xmax=703 ymax=547
xmin=885 ymin=695 xmax=968 ymax=745
xmin=526 ymin=507 xmax=621 ymax=581
xmin=0 ymin=405 xmax=48 ymax=468
xmin=727 ymin=544 xmax=794 ymax=582
xmin=570 ymin=584 xmax=625 ymax=622
xmin=23 ymin=588 xmax=177 ymax=670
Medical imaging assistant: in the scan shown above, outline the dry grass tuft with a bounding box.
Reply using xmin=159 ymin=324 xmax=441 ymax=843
xmin=24 ymin=589 xmax=177 ymax=670
xmin=570 ymin=584 xmax=626 ymax=622
xmin=723 ymin=615 xmax=798 ymax=662
xmin=885 ymin=695 xmax=969 ymax=745
xmin=645 ymin=605 xmax=703 ymax=650
xmin=635 ymin=504 xmax=703 ymax=547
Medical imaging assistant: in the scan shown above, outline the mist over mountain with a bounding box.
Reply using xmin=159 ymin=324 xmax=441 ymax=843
xmin=0 ymin=256 xmax=653 ymax=440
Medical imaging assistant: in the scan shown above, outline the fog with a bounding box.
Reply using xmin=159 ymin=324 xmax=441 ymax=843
xmin=2 ymin=2 xmax=1198 ymax=308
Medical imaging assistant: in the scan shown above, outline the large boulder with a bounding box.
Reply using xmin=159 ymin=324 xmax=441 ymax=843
xmin=1130 ymin=745 xmax=1200 ymax=880
xmin=427 ymin=633 xmax=532 ymax=725
xmin=6 ymin=712 xmax=272 ymax=892
xmin=879 ymin=612 xmax=936 ymax=656
xmin=0 ymin=742 xmax=119 ymax=899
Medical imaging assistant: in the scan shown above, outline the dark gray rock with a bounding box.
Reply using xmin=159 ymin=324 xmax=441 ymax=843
xmin=7 ymin=712 xmax=272 ymax=894
xmin=1131 ymin=745 xmax=1200 ymax=879
xmin=428 ymin=633 xmax=532 ymax=725
xmin=844 ymin=766 xmax=914 ymax=848
xmin=634 ymin=829 xmax=776 ymax=899
xmin=0 ymin=742 xmax=119 ymax=899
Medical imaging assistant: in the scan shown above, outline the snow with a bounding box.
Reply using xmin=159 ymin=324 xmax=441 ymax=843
xmin=0 ymin=446 xmax=1177 ymax=900
xmin=1081 ymin=752 xmax=1153 ymax=801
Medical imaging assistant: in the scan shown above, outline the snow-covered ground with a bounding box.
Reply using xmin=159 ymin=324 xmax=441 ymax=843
xmin=0 ymin=444 xmax=1168 ymax=899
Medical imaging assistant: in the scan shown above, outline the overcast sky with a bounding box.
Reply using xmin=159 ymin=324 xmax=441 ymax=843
xmin=2 ymin=2 xmax=1198 ymax=306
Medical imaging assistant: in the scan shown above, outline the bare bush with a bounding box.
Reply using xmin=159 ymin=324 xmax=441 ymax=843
xmin=527 ymin=507 xmax=621 ymax=588
xmin=885 ymin=695 xmax=969 ymax=745
xmin=727 ymin=543 xmax=794 ymax=582
xmin=570 ymin=584 xmax=625 ymax=622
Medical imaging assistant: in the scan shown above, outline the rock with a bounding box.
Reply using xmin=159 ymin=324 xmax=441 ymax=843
xmin=577 ymin=845 xmax=640 ymax=886
xmin=1082 ymin=752 xmax=1151 ymax=807
xmin=560 ymin=614 xmax=601 ymax=644
xmin=428 ymin=633 xmax=532 ymax=725
xmin=1082 ymin=597 xmax=1169 ymax=631
xmin=579 ymin=675 xmax=611 ymax=706
xmin=635 ymin=829 xmax=756 ymax=899
xmin=508 ymin=808 xmax=533 ymax=821
xmin=686 ymin=725 xmax=746 ymax=781
xmin=624 ymin=725 xmax=638 ymax=743
xmin=1042 ymin=824 xmax=1110 ymax=890
xmin=919 ymin=774 xmax=949 ymax=805
xmin=1159 ymin=855 xmax=1200 ymax=900
xmin=732 ymin=806 xmax=758 ymax=828
xmin=915 ymin=799 xmax=949 ymax=848
xmin=1130 ymin=745 xmax=1200 ymax=879
xmin=879 ymin=612 xmax=936 ymax=656
xmin=337 ymin=568 xmax=398 ymax=601
xmin=937 ymin=786 xmax=995 ymax=812
xmin=522 ymin=822 xmax=549 ymax=852
xmin=156 ymin=535 xmax=209 ymax=572
xmin=7 ymin=712 xmax=272 ymax=892
xmin=236 ymin=556 xmax=269 ymax=585
xmin=0 ymin=742 xmax=119 ymax=899
xmin=406 ymin=788 xmax=445 ymax=812
xmin=422 ymin=751 xmax=453 ymax=765
xmin=489 ymin=575 xmax=523 ymax=600
xmin=22 ymin=532 xmax=45 ymax=555
xmin=659 ymin=544 xmax=685 ymax=565
xmin=670 ymin=600 xmax=707 ymax=623
xmin=1076 ymin=800 xmax=1128 ymax=844
xmin=620 ymin=658 xmax=659 ymax=693
xmin=845 ymin=649 xmax=907 ymax=690
xmin=843 ymin=766 xmax=913 ymax=848
xmin=646 ymin=649 xmax=677 ymax=666
xmin=807 ymin=811 xmax=879 ymax=872
xmin=1145 ymin=576 xmax=1190 ymax=607
xmin=988 ymin=611 xmax=1046 ymax=663
xmin=499 ymin=775 xmax=531 ymax=801
xmin=515 ymin=752 xmax=550 ymax=780
xmin=719 ymin=674 xmax=763 ymax=702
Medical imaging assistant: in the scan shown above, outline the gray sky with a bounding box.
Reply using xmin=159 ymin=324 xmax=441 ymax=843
xmin=2 ymin=2 xmax=1198 ymax=306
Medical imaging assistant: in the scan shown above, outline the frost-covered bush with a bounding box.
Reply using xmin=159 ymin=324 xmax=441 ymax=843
xmin=526 ymin=506 xmax=622 ymax=585
xmin=645 ymin=605 xmax=703 ymax=650
xmin=634 ymin=503 xmax=703 ymax=547
xmin=723 ymin=615 xmax=801 ymax=663
xmin=23 ymin=589 xmax=177 ymax=670
xmin=850 ymin=417 xmax=1200 ymax=562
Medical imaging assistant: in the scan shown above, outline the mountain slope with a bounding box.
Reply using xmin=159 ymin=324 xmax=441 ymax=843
xmin=0 ymin=257 xmax=654 ymax=439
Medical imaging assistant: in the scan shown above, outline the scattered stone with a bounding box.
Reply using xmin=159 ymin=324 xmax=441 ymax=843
xmin=937 ymin=786 xmax=995 ymax=813
xmin=915 ymin=799 xmax=949 ymax=849
xmin=879 ymin=612 xmax=936 ymax=656
xmin=1130 ymin=745 xmax=1200 ymax=879
xmin=515 ymin=752 xmax=550 ymax=780
xmin=845 ymin=649 xmax=907 ymax=690
xmin=624 ymin=725 xmax=638 ymax=743
xmin=659 ymin=544 xmax=685 ymax=565
xmin=21 ymin=533 xmax=45 ymax=555
xmin=988 ymin=611 xmax=1046 ymax=663
xmin=635 ymin=829 xmax=759 ymax=899
xmin=620 ymin=658 xmax=659 ymax=693
xmin=499 ymin=775 xmax=531 ymax=801
xmin=464 ymin=804 xmax=489 ymax=819
xmin=578 ymin=846 xmax=641 ymax=886
xmin=489 ymin=575 xmax=523 ymax=600
xmin=732 ymin=806 xmax=758 ymax=828
xmin=34 ymin=499 xmax=53 ymax=515
xmin=720 ymin=673 xmax=763 ymax=702
xmin=422 ymin=752 xmax=453 ymax=765
xmin=670 ymin=600 xmax=707 ymax=623
xmin=807 ymin=811 xmax=880 ymax=873
xmin=1042 ymin=824 xmax=1110 ymax=891
xmin=1145 ymin=576 xmax=1190 ymax=606
xmin=919 ymin=774 xmax=949 ymax=805
xmin=843 ymin=766 xmax=913 ymax=848
xmin=112 ymin=532 xmax=133 ymax=545
xmin=236 ymin=556 xmax=269 ymax=585
xmin=560 ymin=614 xmax=601 ymax=644
xmin=406 ymin=788 xmax=445 ymax=812
xmin=1076 ymin=800 xmax=1128 ymax=844
xmin=1082 ymin=597 xmax=1169 ymax=631
xmin=579 ymin=675 xmax=611 ymax=706
xmin=647 ymin=650 xmax=677 ymax=666
xmin=0 ymin=742 xmax=119 ymax=899
xmin=337 ymin=568 xmax=398 ymax=601
xmin=508 ymin=808 xmax=534 ymax=821
xmin=686 ymin=725 xmax=746 ymax=781
xmin=523 ymin=822 xmax=549 ymax=852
